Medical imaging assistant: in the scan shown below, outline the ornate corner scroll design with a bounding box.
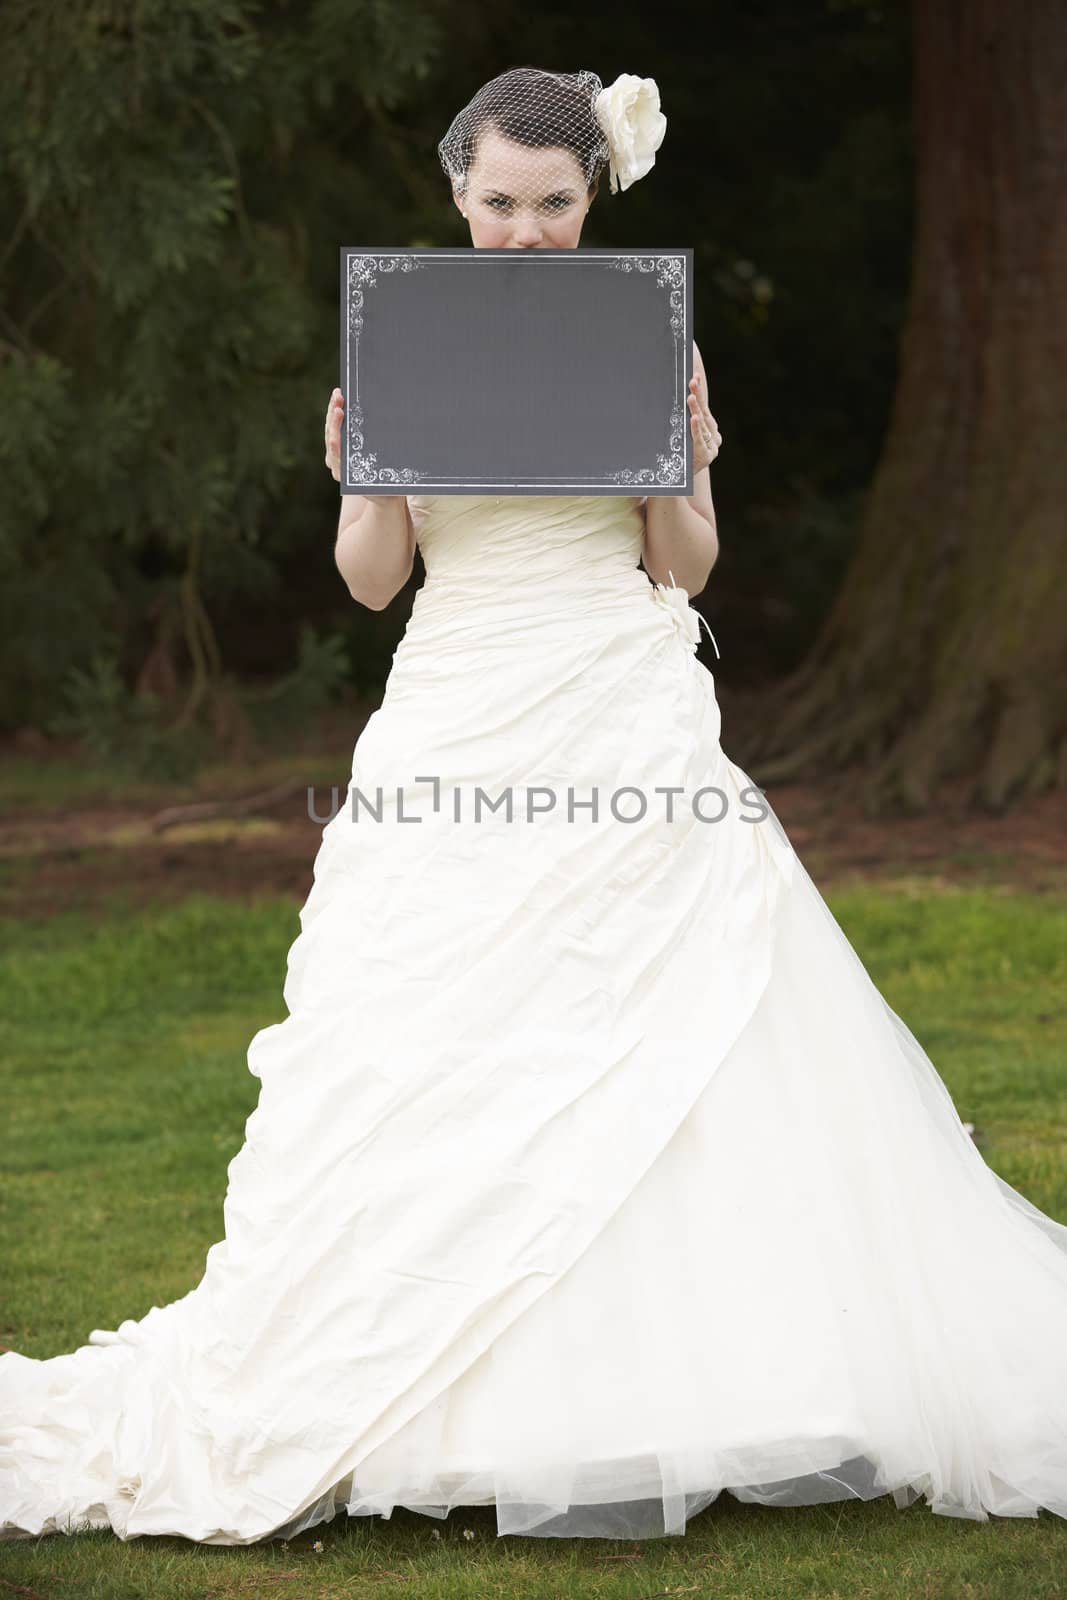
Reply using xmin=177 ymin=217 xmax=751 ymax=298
xmin=605 ymin=255 xmax=689 ymax=485
xmin=346 ymin=254 xmax=431 ymax=485
xmin=604 ymin=401 xmax=687 ymax=488
xmin=346 ymin=252 xmax=427 ymax=337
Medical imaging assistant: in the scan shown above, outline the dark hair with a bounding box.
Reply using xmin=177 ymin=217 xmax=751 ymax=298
xmin=437 ymin=67 xmax=610 ymax=196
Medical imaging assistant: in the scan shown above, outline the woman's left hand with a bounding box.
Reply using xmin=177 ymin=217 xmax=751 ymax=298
xmin=688 ymin=365 xmax=722 ymax=474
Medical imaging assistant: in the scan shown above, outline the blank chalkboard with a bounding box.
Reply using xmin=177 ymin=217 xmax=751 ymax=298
xmin=339 ymin=246 xmax=693 ymax=497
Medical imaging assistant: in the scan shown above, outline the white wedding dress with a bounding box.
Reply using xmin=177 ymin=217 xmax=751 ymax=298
xmin=3 ymin=491 xmax=1067 ymax=1545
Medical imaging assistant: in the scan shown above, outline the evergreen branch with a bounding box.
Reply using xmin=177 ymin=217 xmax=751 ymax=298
xmin=186 ymin=93 xmax=253 ymax=251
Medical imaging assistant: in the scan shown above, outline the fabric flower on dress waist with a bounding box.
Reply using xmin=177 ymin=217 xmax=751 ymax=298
xmin=651 ymin=569 xmax=720 ymax=658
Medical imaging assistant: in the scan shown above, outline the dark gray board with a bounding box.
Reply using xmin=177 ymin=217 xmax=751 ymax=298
xmin=339 ymin=247 xmax=693 ymax=496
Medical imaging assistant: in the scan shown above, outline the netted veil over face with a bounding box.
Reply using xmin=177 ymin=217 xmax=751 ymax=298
xmin=436 ymin=67 xmax=667 ymax=225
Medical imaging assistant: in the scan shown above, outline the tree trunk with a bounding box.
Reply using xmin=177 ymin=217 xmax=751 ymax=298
xmin=743 ymin=0 xmax=1067 ymax=815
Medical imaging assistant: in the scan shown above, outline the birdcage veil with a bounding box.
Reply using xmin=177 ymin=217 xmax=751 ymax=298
xmin=437 ymin=67 xmax=667 ymax=217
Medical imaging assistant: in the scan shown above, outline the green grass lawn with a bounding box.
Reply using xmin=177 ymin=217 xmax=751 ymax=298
xmin=2 ymin=885 xmax=1066 ymax=1599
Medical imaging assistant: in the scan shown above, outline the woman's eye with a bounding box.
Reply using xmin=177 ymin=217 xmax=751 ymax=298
xmin=485 ymin=196 xmax=568 ymax=213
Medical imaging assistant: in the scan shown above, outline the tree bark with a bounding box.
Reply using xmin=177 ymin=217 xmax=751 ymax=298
xmin=744 ymin=0 xmax=1067 ymax=815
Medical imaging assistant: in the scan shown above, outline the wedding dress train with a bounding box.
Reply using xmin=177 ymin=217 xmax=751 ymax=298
xmin=3 ymin=490 xmax=1066 ymax=1543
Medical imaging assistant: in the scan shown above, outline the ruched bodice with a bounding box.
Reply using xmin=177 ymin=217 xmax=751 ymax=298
xmin=400 ymin=492 xmax=715 ymax=662
xmin=407 ymin=493 xmax=646 ymax=607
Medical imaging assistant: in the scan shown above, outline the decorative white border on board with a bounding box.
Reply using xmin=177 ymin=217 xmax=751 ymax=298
xmin=341 ymin=249 xmax=690 ymax=492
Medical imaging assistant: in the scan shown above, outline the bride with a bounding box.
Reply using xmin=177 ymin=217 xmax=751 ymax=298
xmin=3 ymin=66 xmax=1067 ymax=1548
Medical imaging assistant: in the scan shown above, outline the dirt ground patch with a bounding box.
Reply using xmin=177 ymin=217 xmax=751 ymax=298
xmin=2 ymin=713 xmax=1064 ymax=922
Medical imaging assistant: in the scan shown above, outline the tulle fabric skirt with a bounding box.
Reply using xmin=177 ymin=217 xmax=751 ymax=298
xmin=276 ymin=850 xmax=1067 ymax=1540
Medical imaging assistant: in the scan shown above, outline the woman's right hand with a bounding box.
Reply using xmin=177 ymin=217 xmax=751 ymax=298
xmin=325 ymin=388 xmax=344 ymax=481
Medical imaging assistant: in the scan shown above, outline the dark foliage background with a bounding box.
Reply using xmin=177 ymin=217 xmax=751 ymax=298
xmin=0 ymin=0 xmax=911 ymax=750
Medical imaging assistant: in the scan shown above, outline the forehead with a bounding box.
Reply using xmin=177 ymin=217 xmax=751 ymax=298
xmin=468 ymin=126 xmax=585 ymax=192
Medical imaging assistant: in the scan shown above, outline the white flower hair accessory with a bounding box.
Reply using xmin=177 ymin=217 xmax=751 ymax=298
xmin=651 ymin=570 xmax=720 ymax=658
xmin=593 ymin=74 xmax=667 ymax=195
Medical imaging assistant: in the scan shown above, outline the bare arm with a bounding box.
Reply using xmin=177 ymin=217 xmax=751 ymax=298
xmin=335 ymin=493 xmax=416 ymax=611
xmin=325 ymin=388 xmax=416 ymax=610
xmin=641 ymin=340 xmax=720 ymax=598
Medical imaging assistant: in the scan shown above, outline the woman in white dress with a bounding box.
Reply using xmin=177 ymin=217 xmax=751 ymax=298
xmin=3 ymin=66 xmax=1067 ymax=1547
